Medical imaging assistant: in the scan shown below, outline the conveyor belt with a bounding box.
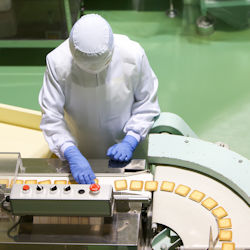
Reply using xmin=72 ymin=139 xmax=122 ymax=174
xmin=152 ymin=166 xmax=250 ymax=248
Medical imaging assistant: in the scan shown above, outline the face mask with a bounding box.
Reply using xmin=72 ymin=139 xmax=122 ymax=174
xmin=74 ymin=48 xmax=113 ymax=74
xmin=69 ymin=14 xmax=114 ymax=75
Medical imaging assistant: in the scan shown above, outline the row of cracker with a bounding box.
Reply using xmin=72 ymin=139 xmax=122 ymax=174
xmin=114 ymin=179 xmax=235 ymax=250
xmin=0 ymin=179 xmax=100 ymax=187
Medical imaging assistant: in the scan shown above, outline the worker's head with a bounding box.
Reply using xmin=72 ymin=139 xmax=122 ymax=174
xmin=69 ymin=14 xmax=114 ymax=74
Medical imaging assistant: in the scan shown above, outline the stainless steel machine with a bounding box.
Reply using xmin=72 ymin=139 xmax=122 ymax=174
xmin=0 ymin=156 xmax=153 ymax=249
xmin=0 ymin=113 xmax=249 ymax=250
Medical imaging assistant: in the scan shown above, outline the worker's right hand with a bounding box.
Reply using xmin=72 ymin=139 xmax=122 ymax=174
xmin=64 ymin=146 xmax=96 ymax=184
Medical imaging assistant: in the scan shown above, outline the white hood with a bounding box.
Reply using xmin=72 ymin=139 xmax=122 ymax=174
xmin=69 ymin=14 xmax=114 ymax=74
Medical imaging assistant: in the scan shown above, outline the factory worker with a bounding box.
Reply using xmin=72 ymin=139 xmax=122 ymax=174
xmin=39 ymin=14 xmax=160 ymax=184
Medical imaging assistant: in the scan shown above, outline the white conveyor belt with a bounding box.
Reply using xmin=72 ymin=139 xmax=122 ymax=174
xmin=152 ymin=166 xmax=250 ymax=248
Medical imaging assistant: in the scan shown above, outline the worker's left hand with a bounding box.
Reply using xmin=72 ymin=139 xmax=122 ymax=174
xmin=107 ymin=135 xmax=139 ymax=162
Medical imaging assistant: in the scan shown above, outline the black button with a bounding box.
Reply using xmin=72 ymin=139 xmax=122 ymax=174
xmin=64 ymin=186 xmax=71 ymax=192
xmin=36 ymin=185 xmax=43 ymax=191
xmin=78 ymin=189 xmax=85 ymax=194
xmin=50 ymin=185 xmax=57 ymax=191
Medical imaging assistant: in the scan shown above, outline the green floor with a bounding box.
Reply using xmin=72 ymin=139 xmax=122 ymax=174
xmin=1 ymin=10 xmax=250 ymax=159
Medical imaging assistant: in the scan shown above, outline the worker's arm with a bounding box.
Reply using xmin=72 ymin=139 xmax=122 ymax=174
xmin=107 ymin=49 xmax=160 ymax=162
xmin=123 ymin=49 xmax=161 ymax=141
xmin=39 ymin=55 xmax=76 ymax=159
xmin=39 ymin=56 xmax=95 ymax=184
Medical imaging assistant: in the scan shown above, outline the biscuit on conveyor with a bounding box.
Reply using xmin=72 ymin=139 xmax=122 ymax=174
xmin=212 ymin=207 xmax=228 ymax=219
xmin=189 ymin=190 xmax=205 ymax=202
xmin=219 ymin=230 xmax=232 ymax=241
xmin=38 ymin=180 xmax=51 ymax=185
xmin=14 ymin=180 xmax=24 ymax=185
xmin=10 ymin=179 xmax=14 ymax=187
xmin=54 ymin=180 xmax=67 ymax=184
xmin=218 ymin=218 xmax=232 ymax=229
xmin=68 ymin=180 xmax=77 ymax=184
xmin=222 ymin=243 xmax=235 ymax=250
xmin=160 ymin=181 xmax=175 ymax=192
xmin=144 ymin=181 xmax=158 ymax=191
xmin=212 ymin=206 xmax=228 ymax=219
xmin=25 ymin=180 xmax=37 ymax=184
xmin=114 ymin=180 xmax=127 ymax=191
xmin=130 ymin=180 xmax=143 ymax=191
xmin=0 ymin=179 xmax=9 ymax=187
xmin=175 ymin=185 xmax=191 ymax=197
xmin=10 ymin=179 xmax=17 ymax=187
xmin=201 ymin=197 xmax=218 ymax=210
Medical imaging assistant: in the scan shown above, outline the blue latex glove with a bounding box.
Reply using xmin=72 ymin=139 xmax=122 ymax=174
xmin=106 ymin=135 xmax=139 ymax=162
xmin=64 ymin=146 xmax=96 ymax=184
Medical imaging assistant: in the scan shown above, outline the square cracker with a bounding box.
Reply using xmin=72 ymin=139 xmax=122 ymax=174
xmin=130 ymin=180 xmax=143 ymax=191
xmin=175 ymin=185 xmax=191 ymax=197
xmin=0 ymin=179 xmax=9 ymax=187
xmin=222 ymin=243 xmax=235 ymax=250
xmin=15 ymin=179 xmax=24 ymax=184
xmin=212 ymin=206 xmax=228 ymax=219
xmin=54 ymin=180 xmax=67 ymax=185
xmin=160 ymin=181 xmax=175 ymax=192
xmin=189 ymin=190 xmax=205 ymax=202
xmin=38 ymin=180 xmax=52 ymax=185
xmin=25 ymin=180 xmax=37 ymax=184
xmin=219 ymin=230 xmax=232 ymax=241
xmin=145 ymin=181 xmax=158 ymax=191
xmin=218 ymin=218 xmax=232 ymax=229
xmin=114 ymin=180 xmax=127 ymax=191
xmin=68 ymin=180 xmax=78 ymax=184
xmin=201 ymin=197 xmax=218 ymax=210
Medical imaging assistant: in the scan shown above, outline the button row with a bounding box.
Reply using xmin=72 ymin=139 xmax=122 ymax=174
xmin=22 ymin=184 xmax=100 ymax=194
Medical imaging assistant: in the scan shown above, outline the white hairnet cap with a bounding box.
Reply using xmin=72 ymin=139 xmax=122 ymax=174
xmin=69 ymin=14 xmax=114 ymax=74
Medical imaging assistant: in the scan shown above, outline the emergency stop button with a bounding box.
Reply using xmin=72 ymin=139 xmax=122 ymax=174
xmin=90 ymin=183 xmax=100 ymax=194
xmin=23 ymin=185 xmax=30 ymax=191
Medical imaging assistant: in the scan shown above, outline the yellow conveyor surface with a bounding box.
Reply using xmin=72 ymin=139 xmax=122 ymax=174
xmin=0 ymin=103 xmax=51 ymax=158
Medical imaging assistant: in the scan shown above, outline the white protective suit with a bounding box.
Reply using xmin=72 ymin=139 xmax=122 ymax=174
xmin=39 ymin=14 xmax=160 ymax=160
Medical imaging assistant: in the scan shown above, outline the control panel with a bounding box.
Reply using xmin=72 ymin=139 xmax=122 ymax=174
xmin=10 ymin=184 xmax=113 ymax=217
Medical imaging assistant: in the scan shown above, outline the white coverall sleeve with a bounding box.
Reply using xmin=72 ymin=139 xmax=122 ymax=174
xmin=39 ymin=56 xmax=76 ymax=159
xmin=123 ymin=50 xmax=161 ymax=141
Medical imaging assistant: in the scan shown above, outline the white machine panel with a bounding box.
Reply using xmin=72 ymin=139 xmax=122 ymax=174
xmin=10 ymin=184 xmax=113 ymax=217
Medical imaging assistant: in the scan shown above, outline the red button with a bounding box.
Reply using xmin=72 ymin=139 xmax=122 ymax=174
xmin=23 ymin=185 xmax=30 ymax=191
xmin=90 ymin=183 xmax=100 ymax=192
